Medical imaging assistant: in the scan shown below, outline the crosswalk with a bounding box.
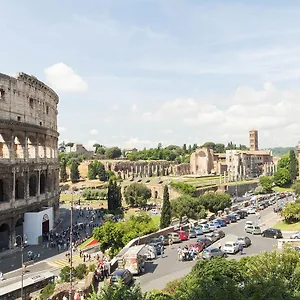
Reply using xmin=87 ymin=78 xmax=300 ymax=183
xmin=49 ymin=254 xmax=83 ymax=268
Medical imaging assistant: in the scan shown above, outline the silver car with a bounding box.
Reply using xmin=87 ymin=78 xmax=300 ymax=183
xmin=245 ymin=225 xmax=261 ymax=235
xmin=290 ymin=231 xmax=300 ymax=239
xmin=202 ymin=247 xmax=227 ymax=260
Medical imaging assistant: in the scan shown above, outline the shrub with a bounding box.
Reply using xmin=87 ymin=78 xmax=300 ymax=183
xmin=75 ymin=263 xmax=88 ymax=279
xmin=169 ymin=181 xmax=197 ymax=196
xmin=40 ymin=282 xmax=55 ymax=300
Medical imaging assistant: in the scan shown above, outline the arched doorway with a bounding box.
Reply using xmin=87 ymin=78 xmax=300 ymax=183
xmin=40 ymin=173 xmax=46 ymax=194
xmin=42 ymin=214 xmax=49 ymax=239
xmin=29 ymin=175 xmax=37 ymax=196
xmin=15 ymin=218 xmax=24 ymax=244
xmin=14 ymin=136 xmax=24 ymax=159
xmin=15 ymin=177 xmax=25 ymax=200
xmin=0 ymin=223 xmax=10 ymax=250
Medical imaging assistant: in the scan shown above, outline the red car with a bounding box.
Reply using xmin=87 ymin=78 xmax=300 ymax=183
xmin=176 ymin=230 xmax=189 ymax=241
xmin=188 ymin=241 xmax=204 ymax=252
xmin=222 ymin=217 xmax=231 ymax=224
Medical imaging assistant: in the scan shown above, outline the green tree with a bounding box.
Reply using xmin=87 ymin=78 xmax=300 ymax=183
xmin=289 ymin=150 xmax=298 ymax=181
xmin=88 ymin=161 xmax=98 ymax=180
xmin=70 ymin=160 xmax=80 ymax=183
xmin=281 ymin=201 xmax=300 ymax=223
xmin=105 ymin=147 xmax=122 ymax=159
xmin=259 ymin=176 xmax=273 ymax=193
xmin=277 ymin=153 xmax=290 ymax=170
xmin=60 ymin=158 xmax=68 ymax=182
xmin=98 ymin=162 xmax=108 ymax=181
xmin=198 ymin=192 xmax=232 ymax=214
xmin=160 ymin=185 xmax=171 ymax=229
xmin=124 ymin=183 xmax=152 ymax=207
xmin=107 ymin=179 xmax=122 ymax=211
xmin=292 ymin=180 xmax=300 ymax=195
xmin=273 ymin=168 xmax=291 ymax=187
xmin=65 ymin=142 xmax=74 ymax=152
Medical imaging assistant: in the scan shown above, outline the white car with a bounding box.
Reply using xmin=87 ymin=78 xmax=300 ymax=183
xmin=247 ymin=207 xmax=257 ymax=214
xmin=208 ymin=223 xmax=216 ymax=231
xmin=223 ymin=242 xmax=239 ymax=254
xmin=200 ymin=224 xmax=210 ymax=233
xmin=244 ymin=221 xmax=253 ymax=230
xmin=290 ymin=231 xmax=300 ymax=239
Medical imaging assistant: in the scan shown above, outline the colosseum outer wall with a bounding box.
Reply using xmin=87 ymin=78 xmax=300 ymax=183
xmin=0 ymin=72 xmax=60 ymax=250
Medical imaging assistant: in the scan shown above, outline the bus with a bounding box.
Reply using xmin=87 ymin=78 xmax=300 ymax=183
xmin=0 ymin=271 xmax=56 ymax=300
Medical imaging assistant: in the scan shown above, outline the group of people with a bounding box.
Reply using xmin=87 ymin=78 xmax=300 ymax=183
xmin=177 ymin=245 xmax=200 ymax=261
xmin=94 ymin=256 xmax=111 ymax=281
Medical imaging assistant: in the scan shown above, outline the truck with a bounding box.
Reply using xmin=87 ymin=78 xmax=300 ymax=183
xmin=117 ymin=244 xmax=146 ymax=275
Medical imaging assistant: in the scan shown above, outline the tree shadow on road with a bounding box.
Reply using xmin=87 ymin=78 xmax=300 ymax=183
xmin=143 ymin=261 xmax=158 ymax=274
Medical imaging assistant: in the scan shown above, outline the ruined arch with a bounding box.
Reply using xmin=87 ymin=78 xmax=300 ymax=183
xmin=0 ymin=223 xmax=10 ymax=250
xmin=29 ymin=174 xmax=37 ymax=196
xmin=45 ymin=136 xmax=52 ymax=158
xmin=0 ymin=133 xmax=10 ymax=159
xmin=0 ymin=179 xmax=9 ymax=202
xmin=15 ymin=176 xmax=25 ymax=200
xmin=27 ymin=134 xmax=36 ymax=159
xmin=38 ymin=136 xmax=45 ymax=158
xmin=13 ymin=133 xmax=25 ymax=159
xmin=40 ymin=173 xmax=46 ymax=194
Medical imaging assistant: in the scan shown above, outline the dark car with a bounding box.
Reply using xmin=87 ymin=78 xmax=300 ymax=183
xmin=110 ymin=269 xmax=133 ymax=286
xmin=149 ymin=237 xmax=163 ymax=255
xmin=236 ymin=210 xmax=247 ymax=219
xmin=227 ymin=215 xmax=237 ymax=223
xmin=216 ymin=219 xmax=227 ymax=227
xmin=197 ymin=237 xmax=213 ymax=248
xmin=262 ymin=228 xmax=283 ymax=239
xmin=236 ymin=236 xmax=251 ymax=247
xmin=214 ymin=230 xmax=225 ymax=239
xmin=222 ymin=217 xmax=231 ymax=224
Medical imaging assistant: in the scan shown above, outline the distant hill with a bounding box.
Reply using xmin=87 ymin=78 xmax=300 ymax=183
xmin=270 ymin=147 xmax=297 ymax=157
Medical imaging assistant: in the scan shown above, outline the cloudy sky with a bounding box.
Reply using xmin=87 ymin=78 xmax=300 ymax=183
xmin=1 ymin=0 xmax=300 ymax=149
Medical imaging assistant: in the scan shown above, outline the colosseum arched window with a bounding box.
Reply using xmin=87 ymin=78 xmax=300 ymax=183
xmin=0 ymin=133 xmax=10 ymax=159
xmin=38 ymin=136 xmax=45 ymax=158
xmin=40 ymin=173 xmax=46 ymax=194
xmin=13 ymin=135 xmax=24 ymax=159
xmin=27 ymin=135 xmax=36 ymax=159
xmin=29 ymin=174 xmax=37 ymax=196
xmin=15 ymin=177 xmax=25 ymax=200
xmin=45 ymin=136 xmax=52 ymax=159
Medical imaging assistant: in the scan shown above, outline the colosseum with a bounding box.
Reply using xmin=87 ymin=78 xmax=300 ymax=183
xmin=0 ymin=72 xmax=60 ymax=250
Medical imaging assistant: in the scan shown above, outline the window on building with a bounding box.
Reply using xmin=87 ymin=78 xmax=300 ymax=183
xmin=29 ymin=98 xmax=34 ymax=108
xmin=17 ymin=116 xmax=21 ymax=121
xmin=40 ymin=121 xmax=43 ymax=126
xmin=0 ymin=89 xmax=5 ymax=100
xmin=46 ymin=105 xmax=49 ymax=115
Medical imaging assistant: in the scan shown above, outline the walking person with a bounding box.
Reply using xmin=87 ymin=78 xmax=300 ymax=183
xmin=239 ymin=243 xmax=243 ymax=255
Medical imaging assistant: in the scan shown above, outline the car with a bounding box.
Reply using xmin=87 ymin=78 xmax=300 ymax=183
xmin=176 ymin=230 xmax=189 ymax=241
xmin=211 ymin=220 xmax=222 ymax=228
xmin=199 ymin=224 xmax=210 ymax=233
xmin=168 ymin=232 xmax=181 ymax=243
xmin=201 ymin=247 xmax=227 ymax=260
xmin=247 ymin=207 xmax=257 ymax=214
xmin=231 ymin=213 xmax=240 ymax=220
xmin=188 ymin=229 xmax=197 ymax=239
xmin=205 ymin=232 xmax=219 ymax=243
xmin=192 ymin=226 xmax=203 ymax=235
xmin=223 ymin=242 xmax=239 ymax=254
xmin=293 ymin=246 xmax=300 ymax=251
xmin=197 ymin=237 xmax=213 ymax=248
xmin=110 ymin=269 xmax=133 ymax=286
xmin=208 ymin=223 xmax=217 ymax=231
xmin=188 ymin=241 xmax=204 ymax=252
xmin=159 ymin=234 xmax=170 ymax=246
xmin=149 ymin=237 xmax=163 ymax=248
xmin=227 ymin=215 xmax=237 ymax=223
xmin=222 ymin=217 xmax=231 ymax=224
xmin=245 ymin=225 xmax=261 ymax=235
xmin=290 ymin=231 xmax=300 ymax=239
xmin=236 ymin=236 xmax=251 ymax=247
xmin=217 ymin=219 xmax=227 ymax=227
xmin=262 ymin=228 xmax=283 ymax=239
xmin=244 ymin=221 xmax=253 ymax=230
xmin=213 ymin=230 xmax=225 ymax=239
xmin=236 ymin=210 xmax=248 ymax=219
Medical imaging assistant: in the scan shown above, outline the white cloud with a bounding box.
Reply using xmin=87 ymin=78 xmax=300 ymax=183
xmin=58 ymin=126 xmax=67 ymax=133
xmin=161 ymin=129 xmax=173 ymax=134
xmin=103 ymin=117 xmax=114 ymax=123
xmin=124 ymin=137 xmax=170 ymax=149
xmin=84 ymin=140 xmax=97 ymax=150
xmin=90 ymin=129 xmax=98 ymax=135
xmin=112 ymin=104 xmax=119 ymax=110
xmin=44 ymin=63 xmax=88 ymax=92
xmin=131 ymin=104 xmax=138 ymax=112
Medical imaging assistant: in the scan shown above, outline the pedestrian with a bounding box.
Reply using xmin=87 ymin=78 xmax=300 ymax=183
xmin=168 ymin=237 xmax=172 ymax=248
xmin=239 ymin=243 xmax=243 ymax=255
xmin=177 ymin=246 xmax=182 ymax=261
xmin=83 ymin=255 xmax=86 ymax=262
xmin=218 ymin=242 xmax=222 ymax=250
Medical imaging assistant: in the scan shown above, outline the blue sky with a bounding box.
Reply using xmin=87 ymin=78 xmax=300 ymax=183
xmin=1 ymin=0 xmax=300 ymax=149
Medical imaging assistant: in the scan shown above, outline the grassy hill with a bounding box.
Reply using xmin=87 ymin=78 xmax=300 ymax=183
xmin=270 ymin=147 xmax=296 ymax=157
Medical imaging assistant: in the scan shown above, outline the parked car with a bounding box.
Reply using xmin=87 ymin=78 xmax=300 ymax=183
xmin=110 ymin=269 xmax=133 ymax=286
xmin=205 ymin=232 xmax=219 ymax=243
xmin=231 ymin=213 xmax=240 ymax=220
xmin=236 ymin=210 xmax=247 ymax=219
xmin=201 ymin=247 xmax=227 ymax=260
xmin=217 ymin=219 xmax=227 ymax=227
xmin=188 ymin=229 xmax=197 ymax=239
xmin=247 ymin=207 xmax=257 ymax=214
xmin=159 ymin=234 xmax=170 ymax=246
xmin=213 ymin=229 xmax=225 ymax=239
xmin=149 ymin=237 xmax=163 ymax=248
xmin=293 ymin=246 xmax=300 ymax=251
xmin=222 ymin=217 xmax=231 ymax=224
xmin=211 ymin=220 xmax=222 ymax=228
xmin=290 ymin=231 xmax=300 ymax=239
xmin=176 ymin=230 xmax=189 ymax=241
xmin=188 ymin=241 xmax=204 ymax=252
xmin=223 ymin=242 xmax=239 ymax=254
xmin=192 ymin=226 xmax=203 ymax=235
xmin=208 ymin=223 xmax=217 ymax=231
xmin=197 ymin=237 xmax=213 ymax=248
xmin=236 ymin=236 xmax=251 ymax=247
xmin=227 ymin=215 xmax=237 ymax=223
xmin=261 ymin=228 xmax=283 ymax=239
xmin=245 ymin=225 xmax=261 ymax=235
xmin=200 ymin=224 xmax=210 ymax=233
xmin=244 ymin=221 xmax=254 ymax=230
xmin=168 ymin=232 xmax=181 ymax=243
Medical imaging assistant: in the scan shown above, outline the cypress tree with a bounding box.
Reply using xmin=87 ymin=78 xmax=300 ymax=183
xmin=70 ymin=161 xmax=80 ymax=183
xmin=289 ymin=150 xmax=298 ymax=181
xmin=160 ymin=185 xmax=172 ymax=229
xmin=60 ymin=160 xmax=68 ymax=182
xmin=87 ymin=162 xmax=97 ymax=180
xmin=107 ymin=178 xmax=114 ymax=211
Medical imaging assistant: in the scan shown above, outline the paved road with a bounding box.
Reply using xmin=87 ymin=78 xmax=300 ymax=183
xmin=137 ymin=200 xmax=290 ymax=292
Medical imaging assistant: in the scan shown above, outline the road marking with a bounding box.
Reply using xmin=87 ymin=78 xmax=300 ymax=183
xmin=48 ymin=254 xmax=83 ymax=268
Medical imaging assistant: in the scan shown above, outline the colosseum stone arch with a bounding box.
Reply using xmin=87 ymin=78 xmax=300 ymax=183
xmin=0 ymin=72 xmax=60 ymax=250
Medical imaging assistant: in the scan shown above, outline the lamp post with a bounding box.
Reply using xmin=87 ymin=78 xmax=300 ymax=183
xmin=69 ymin=191 xmax=74 ymax=300
xmin=15 ymin=235 xmax=27 ymax=300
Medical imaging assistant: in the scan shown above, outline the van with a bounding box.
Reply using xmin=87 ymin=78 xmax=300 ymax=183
xmin=168 ymin=232 xmax=181 ymax=243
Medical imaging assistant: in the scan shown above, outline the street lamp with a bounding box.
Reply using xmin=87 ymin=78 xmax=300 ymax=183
xmin=69 ymin=191 xmax=74 ymax=300
xmin=14 ymin=235 xmax=27 ymax=300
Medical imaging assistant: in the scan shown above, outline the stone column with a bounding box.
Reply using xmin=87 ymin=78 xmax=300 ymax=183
xmin=224 ymin=171 xmax=226 ymax=183
xmin=35 ymin=133 xmax=39 ymax=161
xmin=24 ymin=172 xmax=29 ymax=200
xmin=43 ymin=135 xmax=47 ymax=159
xmin=24 ymin=132 xmax=28 ymax=161
xmin=10 ymin=133 xmax=15 ymax=162
xmin=11 ymin=170 xmax=16 ymax=204
xmin=37 ymin=170 xmax=41 ymax=197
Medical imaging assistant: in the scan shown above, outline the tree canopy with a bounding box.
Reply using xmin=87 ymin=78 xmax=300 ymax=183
xmin=160 ymin=185 xmax=171 ymax=229
xmin=124 ymin=183 xmax=152 ymax=207
xmin=259 ymin=176 xmax=273 ymax=193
